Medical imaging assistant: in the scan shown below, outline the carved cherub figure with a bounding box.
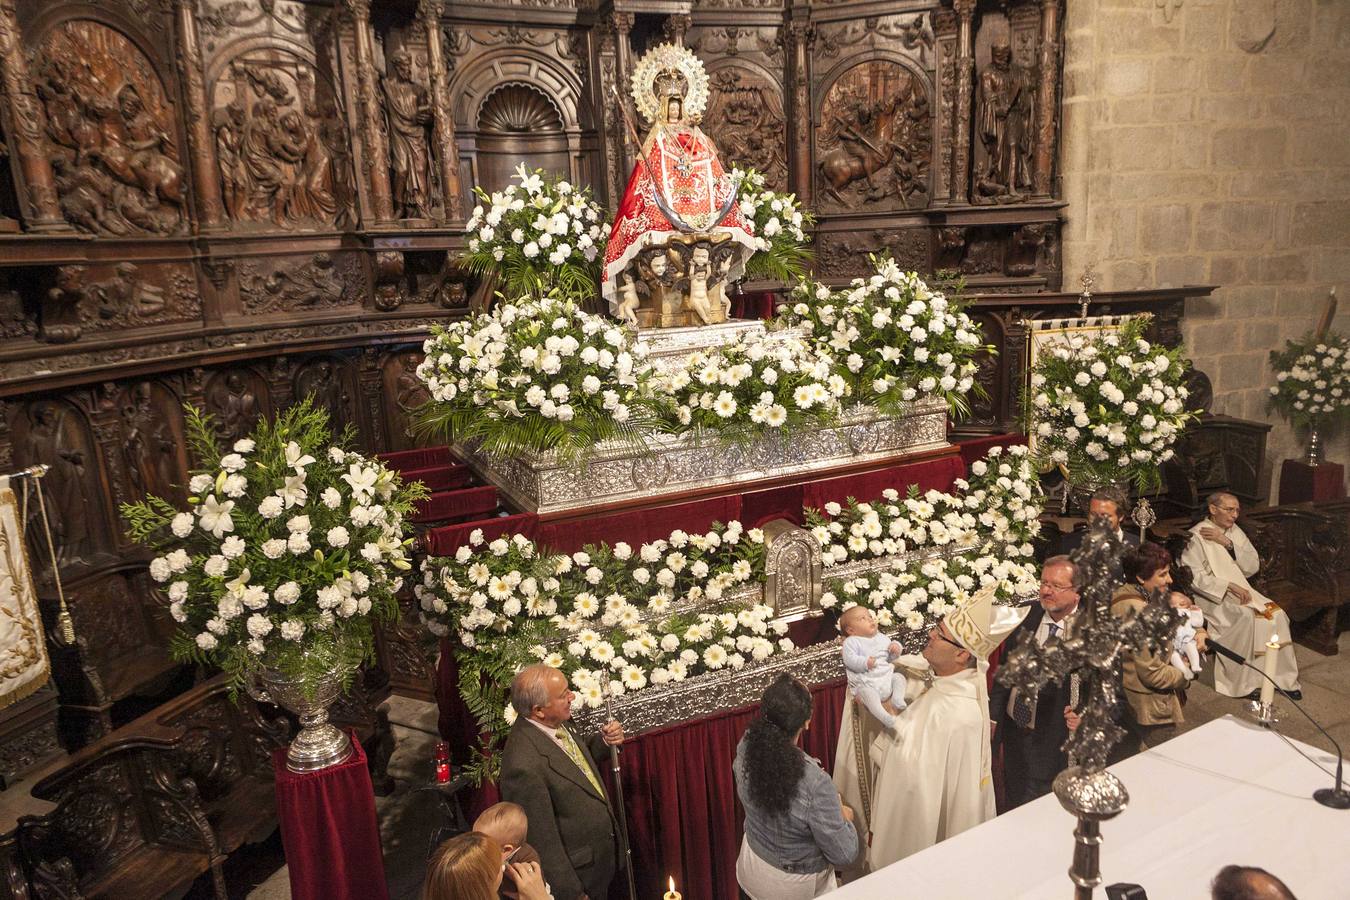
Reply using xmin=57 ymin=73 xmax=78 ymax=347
xmin=615 ymin=273 xmax=640 ymax=327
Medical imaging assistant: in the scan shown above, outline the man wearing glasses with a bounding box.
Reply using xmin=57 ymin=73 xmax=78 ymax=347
xmin=1181 ymin=492 xmax=1301 ymax=699
xmin=988 ymin=556 xmax=1085 ymax=809
xmin=868 ymin=586 xmax=1026 ymax=869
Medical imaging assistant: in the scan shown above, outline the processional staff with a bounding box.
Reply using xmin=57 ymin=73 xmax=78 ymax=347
xmin=600 ymin=678 xmax=639 ymax=900
xmin=6 ymin=464 xmax=76 ymax=644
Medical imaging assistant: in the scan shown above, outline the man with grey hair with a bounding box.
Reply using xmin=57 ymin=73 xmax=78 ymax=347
xmin=988 ymin=555 xmax=1085 ymax=808
xmin=499 ymin=663 xmax=625 ymax=900
xmin=1180 ymin=492 xmax=1301 ymax=699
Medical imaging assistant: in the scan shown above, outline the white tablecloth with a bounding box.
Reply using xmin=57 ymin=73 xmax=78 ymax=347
xmin=831 ymin=716 xmax=1346 ymax=899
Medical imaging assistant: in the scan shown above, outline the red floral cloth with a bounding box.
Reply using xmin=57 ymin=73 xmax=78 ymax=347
xmin=273 ymin=735 xmax=389 ymax=900
xmin=602 ymin=126 xmax=755 ymax=303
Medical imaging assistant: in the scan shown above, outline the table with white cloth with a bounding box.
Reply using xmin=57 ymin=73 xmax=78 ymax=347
xmin=831 ymin=716 xmax=1346 ymax=899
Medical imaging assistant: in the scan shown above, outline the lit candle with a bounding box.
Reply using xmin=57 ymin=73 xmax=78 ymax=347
xmin=664 ymin=876 xmax=682 ymax=900
xmin=1259 ymin=635 xmax=1280 ymax=708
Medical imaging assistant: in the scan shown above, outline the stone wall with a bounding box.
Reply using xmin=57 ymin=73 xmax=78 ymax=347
xmin=1060 ymin=0 xmax=1350 ymax=500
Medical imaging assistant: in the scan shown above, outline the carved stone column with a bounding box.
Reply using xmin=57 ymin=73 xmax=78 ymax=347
xmin=0 ymin=0 xmax=68 ymax=232
xmin=951 ymin=0 xmax=977 ymax=205
xmin=611 ymin=11 xmax=637 ymax=175
xmin=932 ymin=10 xmax=958 ymax=206
xmin=595 ymin=22 xmax=625 ymax=206
xmin=786 ymin=18 xmax=814 ymax=206
xmin=173 ymin=0 xmax=226 ymax=231
xmin=344 ymin=0 xmax=395 ymax=225
xmin=418 ymin=0 xmax=462 ymax=221
xmin=1033 ymin=0 xmax=1061 ymax=198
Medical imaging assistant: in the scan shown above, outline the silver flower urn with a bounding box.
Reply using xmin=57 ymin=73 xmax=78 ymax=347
xmin=249 ymin=665 xmax=353 ymax=773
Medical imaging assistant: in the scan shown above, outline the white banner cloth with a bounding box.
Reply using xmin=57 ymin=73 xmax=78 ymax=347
xmin=0 ymin=476 xmax=50 ymax=707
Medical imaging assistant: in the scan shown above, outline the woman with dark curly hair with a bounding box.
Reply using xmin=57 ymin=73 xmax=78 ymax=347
xmin=733 ymin=674 xmax=858 ymax=899
xmin=1112 ymin=542 xmax=1206 ymax=754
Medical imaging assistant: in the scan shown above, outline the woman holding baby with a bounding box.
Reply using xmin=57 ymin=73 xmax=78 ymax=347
xmin=1111 ymin=542 xmax=1209 ymax=754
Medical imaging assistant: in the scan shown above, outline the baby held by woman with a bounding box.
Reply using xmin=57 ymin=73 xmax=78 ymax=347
xmin=839 ymin=605 xmax=908 ymax=730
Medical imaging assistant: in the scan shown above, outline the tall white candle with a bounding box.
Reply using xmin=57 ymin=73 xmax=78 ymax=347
xmin=1259 ymin=635 xmax=1280 ymax=708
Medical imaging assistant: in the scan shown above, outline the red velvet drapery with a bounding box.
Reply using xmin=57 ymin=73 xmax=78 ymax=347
xmin=273 ymin=736 xmax=389 ymax=900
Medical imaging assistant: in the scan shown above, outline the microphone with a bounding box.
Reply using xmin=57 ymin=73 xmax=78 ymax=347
xmin=1206 ymin=637 xmax=1350 ymax=810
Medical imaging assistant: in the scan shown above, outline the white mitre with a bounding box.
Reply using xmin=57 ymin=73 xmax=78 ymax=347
xmin=942 ymin=584 xmax=1027 ymax=661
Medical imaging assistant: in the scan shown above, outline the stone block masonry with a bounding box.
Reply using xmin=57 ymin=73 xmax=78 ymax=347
xmin=1061 ymin=0 xmax=1350 ymax=499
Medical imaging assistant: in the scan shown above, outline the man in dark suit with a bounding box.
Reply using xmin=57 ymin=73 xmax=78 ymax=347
xmin=1057 ymin=487 xmax=1140 ymax=556
xmin=989 ymin=555 xmax=1084 ymax=809
xmin=499 ymin=664 xmax=625 ymax=900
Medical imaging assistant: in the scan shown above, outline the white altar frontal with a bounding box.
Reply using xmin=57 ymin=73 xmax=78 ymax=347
xmin=834 ymin=716 xmax=1347 ymax=899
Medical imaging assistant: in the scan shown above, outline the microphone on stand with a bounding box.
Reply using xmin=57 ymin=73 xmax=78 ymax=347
xmin=1206 ymin=637 xmax=1350 ymax=810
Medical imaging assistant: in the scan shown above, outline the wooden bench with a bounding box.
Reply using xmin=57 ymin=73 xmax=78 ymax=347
xmin=1240 ymin=504 xmax=1346 ymax=655
xmin=2 ymin=674 xmax=289 ymax=899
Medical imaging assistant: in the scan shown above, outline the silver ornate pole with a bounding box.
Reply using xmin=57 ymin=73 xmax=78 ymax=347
xmin=1130 ymin=498 xmax=1155 ymax=544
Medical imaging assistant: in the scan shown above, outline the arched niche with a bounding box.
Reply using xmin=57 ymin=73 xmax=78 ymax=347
xmin=473 ymin=84 xmax=570 ymax=195
xmin=449 ymin=51 xmax=592 ymax=195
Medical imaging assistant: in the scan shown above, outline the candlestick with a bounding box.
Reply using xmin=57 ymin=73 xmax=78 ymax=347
xmin=1259 ymin=635 xmax=1280 ymax=709
xmin=664 ymin=875 xmax=681 ymax=900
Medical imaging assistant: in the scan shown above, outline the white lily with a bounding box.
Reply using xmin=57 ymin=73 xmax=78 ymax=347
xmin=198 ymin=495 xmax=236 ymax=538
xmin=285 ymin=441 xmax=317 ymax=471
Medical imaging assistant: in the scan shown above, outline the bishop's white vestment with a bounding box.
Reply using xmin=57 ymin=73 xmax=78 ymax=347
xmin=865 ymin=662 xmax=994 ymax=869
xmin=1179 ymin=520 xmax=1299 ymax=697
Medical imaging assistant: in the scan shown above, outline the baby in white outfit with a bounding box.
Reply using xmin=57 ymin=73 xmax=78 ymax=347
xmin=839 ymin=605 xmax=908 ymax=730
xmin=1169 ymin=592 xmax=1205 ymax=680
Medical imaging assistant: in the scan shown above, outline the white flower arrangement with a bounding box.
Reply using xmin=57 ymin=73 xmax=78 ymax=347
xmin=809 ymin=445 xmax=1043 ymax=621
xmin=462 ymin=164 xmax=611 ymax=302
xmin=732 ymin=167 xmax=815 ymax=282
xmin=1268 ymin=331 xmax=1350 ymax=431
xmin=120 ymin=400 xmax=427 ymax=694
xmin=1026 ymin=316 xmax=1194 ymax=491
xmin=781 ymin=256 xmax=988 ymax=419
xmin=654 ymin=333 xmax=849 ymax=439
xmin=414 ymin=294 xmax=656 ymax=459
xmin=415 ymin=519 xmax=776 ymax=781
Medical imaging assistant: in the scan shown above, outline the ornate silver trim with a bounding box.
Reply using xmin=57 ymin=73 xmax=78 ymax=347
xmin=637 ymin=319 xmax=768 ymax=373
xmin=571 ymin=616 xmax=939 ymax=736
xmin=461 ymin=399 xmax=951 ymax=515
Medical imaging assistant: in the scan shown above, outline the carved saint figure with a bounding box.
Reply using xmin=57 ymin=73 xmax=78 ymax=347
xmin=214 ymin=101 xmax=249 ymax=219
xmin=22 ymin=403 xmax=93 ymax=565
xmin=976 ymin=44 xmax=1034 ymax=201
xmin=122 ymin=383 xmax=178 ymax=501
xmin=382 ymin=51 xmax=434 ymax=219
xmin=298 ymin=362 xmax=351 ymax=431
xmin=213 ymin=373 xmax=261 ymax=443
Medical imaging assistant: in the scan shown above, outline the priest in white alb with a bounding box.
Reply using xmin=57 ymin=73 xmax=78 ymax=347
xmin=865 ymin=586 xmax=1026 ymax=869
xmin=1180 ymin=491 xmax=1300 ymax=698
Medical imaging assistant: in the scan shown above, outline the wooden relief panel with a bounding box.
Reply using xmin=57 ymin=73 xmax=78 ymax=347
xmin=7 ymin=399 xmax=108 ymax=570
xmin=116 ymin=381 xmax=189 ymax=505
xmin=293 ymin=356 xmax=359 ymax=435
xmin=33 ymin=20 xmax=186 ymax=235
xmin=816 ymin=59 xmax=932 ymax=214
xmin=706 ymin=64 xmax=787 ymax=191
xmin=208 ymin=47 xmax=352 ymax=229
xmin=381 ymin=350 xmax=428 ymax=452
xmin=236 ymin=252 xmax=363 ymax=315
xmin=204 ymin=368 xmax=271 ymax=445
xmin=78 ymin=262 xmax=200 ymax=330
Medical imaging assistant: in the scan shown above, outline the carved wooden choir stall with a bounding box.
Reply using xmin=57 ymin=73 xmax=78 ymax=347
xmin=0 ymin=1 xmax=1307 ymax=898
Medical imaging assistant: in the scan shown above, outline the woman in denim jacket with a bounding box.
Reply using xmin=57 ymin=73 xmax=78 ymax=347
xmin=734 ymin=675 xmax=859 ymax=899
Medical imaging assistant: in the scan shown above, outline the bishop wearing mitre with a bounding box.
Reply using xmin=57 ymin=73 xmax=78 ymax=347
xmin=865 ymin=587 xmax=1026 ymax=869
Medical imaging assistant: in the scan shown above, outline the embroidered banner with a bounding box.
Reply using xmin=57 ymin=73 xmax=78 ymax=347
xmin=0 ymin=476 xmax=50 ymax=707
